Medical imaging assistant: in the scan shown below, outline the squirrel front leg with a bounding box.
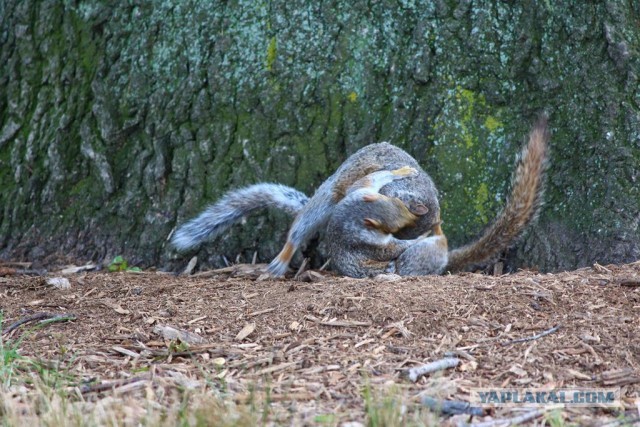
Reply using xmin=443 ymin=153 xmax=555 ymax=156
xmin=267 ymin=178 xmax=336 ymax=277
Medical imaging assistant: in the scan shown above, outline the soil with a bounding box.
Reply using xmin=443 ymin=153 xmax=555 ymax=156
xmin=1 ymin=261 xmax=640 ymax=425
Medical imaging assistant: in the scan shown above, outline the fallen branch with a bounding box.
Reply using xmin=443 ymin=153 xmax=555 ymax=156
xmin=501 ymin=325 xmax=561 ymax=346
xmin=405 ymin=358 xmax=460 ymax=382
xmin=464 ymin=408 xmax=547 ymax=427
xmin=421 ymin=395 xmax=484 ymax=416
xmin=2 ymin=312 xmax=77 ymax=335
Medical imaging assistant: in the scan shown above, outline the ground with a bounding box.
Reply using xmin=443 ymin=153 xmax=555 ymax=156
xmin=1 ymin=261 xmax=640 ymax=426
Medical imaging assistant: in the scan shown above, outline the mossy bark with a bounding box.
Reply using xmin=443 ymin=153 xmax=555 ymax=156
xmin=1 ymin=1 xmax=639 ymax=272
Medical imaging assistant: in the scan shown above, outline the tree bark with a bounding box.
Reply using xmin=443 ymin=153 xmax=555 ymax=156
xmin=1 ymin=1 xmax=638 ymax=272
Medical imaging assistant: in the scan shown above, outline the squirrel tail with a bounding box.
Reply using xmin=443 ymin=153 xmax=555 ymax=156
xmin=446 ymin=116 xmax=549 ymax=272
xmin=171 ymin=183 xmax=309 ymax=251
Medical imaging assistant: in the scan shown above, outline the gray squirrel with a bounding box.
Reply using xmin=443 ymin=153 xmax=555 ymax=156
xmin=324 ymin=165 xmax=449 ymax=278
xmin=171 ymin=117 xmax=548 ymax=277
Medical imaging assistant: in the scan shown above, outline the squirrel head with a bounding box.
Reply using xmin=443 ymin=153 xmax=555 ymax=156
xmin=363 ymin=196 xmax=418 ymax=234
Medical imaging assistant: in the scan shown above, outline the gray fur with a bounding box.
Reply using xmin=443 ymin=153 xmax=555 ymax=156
xmin=394 ymin=235 xmax=448 ymax=276
xmin=172 ymin=183 xmax=308 ymax=250
xmin=268 ymin=142 xmax=440 ymax=276
xmin=325 ymin=168 xmax=424 ymax=278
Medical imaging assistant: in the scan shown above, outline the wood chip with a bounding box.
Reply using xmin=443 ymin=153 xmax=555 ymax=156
xmin=235 ymin=323 xmax=256 ymax=341
xmin=102 ymin=301 xmax=131 ymax=315
xmin=187 ymin=315 xmax=207 ymax=324
xmin=182 ymin=256 xmax=198 ymax=275
xmin=567 ymin=368 xmax=593 ymax=380
xmin=153 ymin=325 xmax=205 ymax=345
xmin=112 ymin=346 xmax=140 ymax=358
xmin=254 ymin=361 xmax=298 ymax=376
xmin=46 ymin=277 xmax=71 ymax=289
xmin=296 ymin=270 xmax=324 ymax=282
xmin=373 ymin=273 xmax=402 ymax=282
xmin=59 ymin=263 xmax=97 ymax=275
xmin=599 ymin=368 xmax=640 ymax=386
xmin=248 ymin=308 xmax=275 ymax=318
xmin=305 ymin=315 xmax=371 ymax=328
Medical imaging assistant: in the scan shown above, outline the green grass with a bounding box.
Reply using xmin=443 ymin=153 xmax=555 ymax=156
xmin=363 ymin=383 xmax=439 ymax=427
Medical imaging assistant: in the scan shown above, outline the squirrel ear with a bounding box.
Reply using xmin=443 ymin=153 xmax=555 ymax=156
xmin=364 ymin=218 xmax=382 ymax=229
xmin=410 ymin=204 xmax=429 ymax=216
xmin=362 ymin=194 xmax=380 ymax=202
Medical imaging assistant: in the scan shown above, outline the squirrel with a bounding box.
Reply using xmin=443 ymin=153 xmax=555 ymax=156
xmin=325 ymin=166 xmax=449 ymax=277
xmin=324 ymin=166 xmax=429 ymax=278
xmin=265 ymin=143 xmax=441 ymax=276
xmin=172 ymin=142 xmax=441 ymax=272
xmin=171 ymin=117 xmax=548 ymax=277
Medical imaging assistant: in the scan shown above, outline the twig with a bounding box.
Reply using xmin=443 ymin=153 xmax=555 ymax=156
xmin=421 ymin=396 xmax=484 ymax=416
xmin=501 ymin=325 xmax=561 ymax=346
xmin=319 ymin=258 xmax=331 ymax=271
xmin=405 ymin=358 xmax=460 ymax=382
xmin=304 ymin=315 xmax=371 ymax=328
xmin=2 ymin=312 xmax=76 ymax=335
xmin=38 ymin=315 xmax=77 ymax=327
xmin=464 ymin=408 xmax=547 ymax=427
xmin=248 ymin=308 xmax=276 ymax=318
xmin=293 ymin=258 xmax=309 ymax=280
xmin=78 ymin=375 xmax=150 ymax=394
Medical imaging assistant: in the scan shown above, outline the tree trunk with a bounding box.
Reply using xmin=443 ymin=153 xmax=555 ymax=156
xmin=1 ymin=1 xmax=639 ymax=272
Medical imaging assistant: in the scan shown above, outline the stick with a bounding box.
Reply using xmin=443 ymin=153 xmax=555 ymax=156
xmin=501 ymin=325 xmax=561 ymax=346
xmin=304 ymin=315 xmax=371 ymax=328
xmin=293 ymin=258 xmax=309 ymax=280
xmin=466 ymin=408 xmax=547 ymax=427
xmin=38 ymin=315 xmax=77 ymax=327
xmin=406 ymin=358 xmax=460 ymax=382
xmin=78 ymin=375 xmax=150 ymax=394
xmin=319 ymin=258 xmax=331 ymax=271
xmin=2 ymin=312 xmax=76 ymax=335
xmin=421 ymin=396 xmax=484 ymax=416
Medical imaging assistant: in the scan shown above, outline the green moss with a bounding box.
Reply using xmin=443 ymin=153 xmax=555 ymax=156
xmin=429 ymin=85 xmax=508 ymax=244
xmin=474 ymin=182 xmax=489 ymax=224
xmin=266 ymin=36 xmax=277 ymax=71
xmin=484 ymin=115 xmax=502 ymax=132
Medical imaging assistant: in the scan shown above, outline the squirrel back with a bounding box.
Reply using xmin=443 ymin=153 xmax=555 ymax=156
xmin=445 ymin=117 xmax=549 ymax=272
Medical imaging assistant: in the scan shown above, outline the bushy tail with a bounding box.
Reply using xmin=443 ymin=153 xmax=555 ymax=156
xmin=446 ymin=117 xmax=549 ymax=272
xmin=171 ymin=183 xmax=309 ymax=251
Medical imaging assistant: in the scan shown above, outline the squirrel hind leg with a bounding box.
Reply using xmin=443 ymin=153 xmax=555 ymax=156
xmin=267 ymin=241 xmax=296 ymax=277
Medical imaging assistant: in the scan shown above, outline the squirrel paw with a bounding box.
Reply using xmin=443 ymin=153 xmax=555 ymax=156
xmin=391 ymin=166 xmax=418 ymax=177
